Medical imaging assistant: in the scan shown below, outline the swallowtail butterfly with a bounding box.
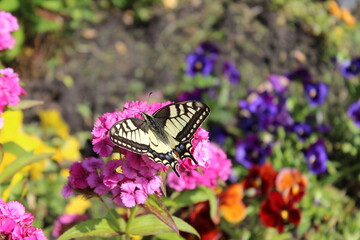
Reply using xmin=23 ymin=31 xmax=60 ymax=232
xmin=109 ymin=101 xmax=210 ymax=177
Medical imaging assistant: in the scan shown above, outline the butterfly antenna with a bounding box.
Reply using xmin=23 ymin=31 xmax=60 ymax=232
xmin=147 ymin=92 xmax=153 ymax=103
xmin=171 ymin=161 xmax=181 ymax=178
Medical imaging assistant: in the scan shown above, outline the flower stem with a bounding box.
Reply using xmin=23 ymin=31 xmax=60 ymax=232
xmin=125 ymin=205 xmax=137 ymax=239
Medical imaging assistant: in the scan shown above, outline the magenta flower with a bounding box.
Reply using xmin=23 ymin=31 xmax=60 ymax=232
xmin=101 ymin=153 xmax=163 ymax=208
xmin=167 ymin=143 xmax=232 ymax=191
xmin=0 ymin=199 xmax=47 ymax=240
xmin=52 ymin=214 xmax=89 ymax=238
xmin=62 ymin=158 xmax=110 ymax=198
xmin=0 ymin=68 xmax=26 ymax=112
xmin=0 ymin=11 xmax=19 ymax=50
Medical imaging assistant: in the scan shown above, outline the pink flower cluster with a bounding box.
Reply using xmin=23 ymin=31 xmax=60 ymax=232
xmin=0 ymin=68 xmax=26 ymax=128
xmin=0 ymin=11 xmax=19 ymax=50
xmin=64 ymin=100 xmax=223 ymax=207
xmin=0 ymin=199 xmax=47 ymax=240
xmin=62 ymin=155 xmax=163 ymax=208
xmin=167 ymin=142 xmax=232 ymax=191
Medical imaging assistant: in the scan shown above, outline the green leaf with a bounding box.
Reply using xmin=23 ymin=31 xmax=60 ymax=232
xmin=164 ymin=187 xmax=215 ymax=209
xmin=0 ymin=142 xmax=53 ymax=183
xmin=0 ymin=0 xmax=20 ymax=11
xmin=58 ymin=217 xmax=125 ymax=240
xmin=128 ymin=214 xmax=199 ymax=238
xmin=141 ymin=194 xmax=179 ymax=234
xmin=8 ymin=100 xmax=44 ymax=110
xmin=3 ymin=142 xmax=31 ymax=157
xmin=35 ymin=17 xmax=62 ymax=32
xmin=198 ymin=187 xmax=218 ymax=222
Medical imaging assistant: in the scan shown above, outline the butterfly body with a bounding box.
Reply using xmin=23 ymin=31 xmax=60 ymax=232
xmin=110 ymin=101 xmax=210 ymax=177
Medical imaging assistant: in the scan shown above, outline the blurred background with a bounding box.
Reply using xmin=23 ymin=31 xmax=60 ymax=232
xmin=1 ymin=0 xmax=360 ymax=239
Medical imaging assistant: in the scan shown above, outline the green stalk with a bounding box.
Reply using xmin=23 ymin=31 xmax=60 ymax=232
xmin=125 ymin=205 xmax=138 ymax=239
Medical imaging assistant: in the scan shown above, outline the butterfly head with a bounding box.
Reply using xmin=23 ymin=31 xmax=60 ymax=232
xmin=141 ymin=112 xmax=156 ymax=126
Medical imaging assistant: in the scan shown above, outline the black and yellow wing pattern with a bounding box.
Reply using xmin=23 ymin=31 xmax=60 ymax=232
xmin=109 ymin=101 xmax=210 ymax=176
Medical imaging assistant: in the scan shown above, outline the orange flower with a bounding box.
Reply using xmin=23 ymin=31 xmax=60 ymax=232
xmin=329 ymin=0 xmax=342 ymax=18
xmin=276 ymin=168 xmax=307 ymax=203
xmin=341 ymin=9 xmax=356 ymax=27
xmin=219 ymin=183 xmax=246 ymax=223
xmin=328 ymin=0 xmax=356 ymax=27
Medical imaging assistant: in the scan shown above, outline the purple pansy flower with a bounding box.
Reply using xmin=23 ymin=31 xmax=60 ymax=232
xmin=268 ymin=74 xmax=290 ymax=94
xmin=209 ymin=125 xmax=228 ymax=145
xmin=304 ymin=139 xmax=327 ymax=174
xmin=347 ymin=99 xmax=360 ymax=127
xmin=338 ymin=58 xmax=360 ymax=79
xmin=177 ymin=88 xmax=206 ymax=101
xmin=185 ymin=42 xmax=219 ymax=77
xmin=222 ymin=61 xmax=240 ymax=84
xmin=239 ymin=91 xmax=292 ymax=132
xmin=303 ymin=82 xmax=328 ymax=107
xmin=286 ymin=68 xmax=312 ymax=83
xmin=235 ymin=134 xmax=272 ymax=169
xmin=292 ymin=122 xmax=313 ymax=141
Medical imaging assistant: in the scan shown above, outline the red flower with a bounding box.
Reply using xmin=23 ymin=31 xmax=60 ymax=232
xmin=259 ymin=192 xmax=301 ymax=233
xmin=242 ymin=162 xmax=277 ymax=197
xmin=186 ymin=202 xmax=221 ymax=240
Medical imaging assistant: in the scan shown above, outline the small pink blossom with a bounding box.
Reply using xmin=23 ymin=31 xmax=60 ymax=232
xmin=0 ymin=199 xmax=47 ymax=240
xmin=167 ymin=143 xmax=232 ymax=191
xmin=0 ymin=11 xmax=18 ymax=50
xmin=0 ymin=218 xmax=16 ymax=234
xmin=0 ymin=68 xmax=26 ymax=112
xmin=120 ymin=181 xmax=148 ymax=207
xmin=0 ymin=32 xmax=16 ymax=50
xmin=0 ymin=11 xmax=19 ymax=34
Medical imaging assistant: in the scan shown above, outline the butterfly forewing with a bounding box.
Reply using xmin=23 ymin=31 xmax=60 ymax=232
xmin=152 ymin=101 xmax=210 ymax=142
xmin=110 ymin=118 xmax=150 ymax=154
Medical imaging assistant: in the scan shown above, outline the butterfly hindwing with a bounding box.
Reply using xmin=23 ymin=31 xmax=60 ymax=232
xmin=110 ymin=118 xmax=150 ymax=154
xmin=152 ymin=101 xmax=210 ymax=142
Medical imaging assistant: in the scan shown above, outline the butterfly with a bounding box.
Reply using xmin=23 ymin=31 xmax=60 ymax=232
xmin=109 ymin=101 xmax=210 ymax=177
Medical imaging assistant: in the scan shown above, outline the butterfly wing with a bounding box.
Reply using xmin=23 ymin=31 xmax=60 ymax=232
xmin=152 ymin=101 xmax=210 ymax=164
xmin=152 ymin=101 xmax=210 ymax=142
xmin=110 ymin=118 xmax=150 ymax=154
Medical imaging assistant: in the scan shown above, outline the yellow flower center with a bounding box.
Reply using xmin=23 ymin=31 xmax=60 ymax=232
xmin=253 ymin=177 xmax=262 ymax=188
xmin=292 ymin=184 xmax=300 ymax=195
xmin=281 ymin=210 xmax=289 ymax=220
xmin=116 ymin=166 xmax=123 ymax=174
